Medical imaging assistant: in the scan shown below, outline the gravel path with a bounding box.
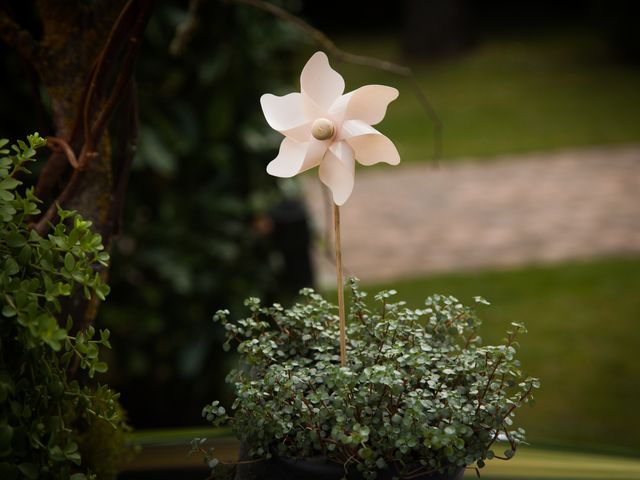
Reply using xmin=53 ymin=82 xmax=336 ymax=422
xmin=303 ymin=145 xmax=640 ymax=286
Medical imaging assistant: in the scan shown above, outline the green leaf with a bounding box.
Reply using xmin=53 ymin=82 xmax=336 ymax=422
xmin=6 ymin=232 xmax=26 ymax=248
xmin=64 ymin=252 xmax=76 ymax=272
xmin=0 ymin=203 xmax=16 ymax=221
xmin=0 ymin=178 xmax=20 ymax=190
xmin=58 ymin=283 xmax=71 ymax=296
xmin=27 ymin=133 xmax=46 ymax=149
xmin=63 ymin=441 xmax=78 ymax=455
xmin=0 ymin=189 xmax=14 ymax=201
xmin=67 ymin=451 xmax=81 ymax=465
xmin=95 ymin=283 xmax=110 ymax=301
xmin=4 ymin=258 xmax=19 ymax=276
xmin=93 ymin=362 xmax=108 ymax=373
xmin=67 ymin=227 xmax=81 ymax=246
xmin=49 ymin=445 xmax=65 ymax=461
xmin=17 ymin=245 xmax=32 ymax=264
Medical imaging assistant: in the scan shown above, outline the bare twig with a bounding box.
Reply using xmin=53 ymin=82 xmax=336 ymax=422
xmin=46 ymin=137 xmax=79 ymax=169
xmin=83 ymin=0 xmax=137 ymax=153
xmin=169 ymin=0 xmax=203 ymax=56
xmin=84 ymin=6 xmax=146 ymax=160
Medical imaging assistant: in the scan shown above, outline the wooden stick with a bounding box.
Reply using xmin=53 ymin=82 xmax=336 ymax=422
xmin=333 ymin=203 xmax=347 ymax=366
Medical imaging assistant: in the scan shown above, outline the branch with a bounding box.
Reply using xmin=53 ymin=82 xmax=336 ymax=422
xmin=46 ymin=137 xmax=79 ymax=169
xmin=169 ymin=0 xmax=203 ymax=56
xmin=83 ymin=11 xmax=144 ymax=160
xmin=83 ymin=0 xmax=137 ymax=152
xmin=33 ymin=0 xmax=152 ymax=236
xmin=0 ymin=8 xmax=39 ymax=65
xmin=228 ymin=0 xmax=442 ymax=162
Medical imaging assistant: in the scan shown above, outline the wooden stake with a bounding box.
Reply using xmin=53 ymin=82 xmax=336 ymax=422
xmin=333 ymin=203 xmax=347 ymax=366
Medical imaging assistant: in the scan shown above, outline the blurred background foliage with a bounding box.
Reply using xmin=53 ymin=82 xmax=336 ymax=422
xmin=97 ymin=0 xmax=314 ymax=428
xmin=0 ymin=0 xmax=312 ymax=430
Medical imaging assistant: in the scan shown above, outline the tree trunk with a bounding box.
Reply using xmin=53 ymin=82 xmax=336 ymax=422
xmin=0 ymin=0 xmax=152 ymax=334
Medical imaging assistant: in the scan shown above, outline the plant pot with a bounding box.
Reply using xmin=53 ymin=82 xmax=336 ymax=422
xmin=234 ymin=451 xmax=465 ymax=480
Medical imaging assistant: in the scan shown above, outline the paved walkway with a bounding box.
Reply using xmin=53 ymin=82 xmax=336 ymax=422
xmin=303 ymin=145 xmax=640 ymax=286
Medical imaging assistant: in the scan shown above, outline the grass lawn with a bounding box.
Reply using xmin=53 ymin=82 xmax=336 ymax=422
xmin=296 ymin=30 xmax=640 ymax=162
xmin=341 ymin=256 xmax=640 ymax=454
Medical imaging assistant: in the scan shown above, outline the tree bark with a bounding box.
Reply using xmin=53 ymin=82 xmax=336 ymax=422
xmin=0 ymin=0 xmax=152 ymax=335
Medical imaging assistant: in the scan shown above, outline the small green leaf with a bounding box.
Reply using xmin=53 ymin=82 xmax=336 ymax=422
xmin=6 ymin=232 xmax=25 ymax=248
xmin=0 ymin=178 xmax=20 ymax=190
xmin=0 ymin=202 xmax=16 ymax=220
xmin=67 ymin=451 xmax=81 ymax=465
xmin=63 ymin=441 xmax=78 ymax=455
xmin=64 ymin=252 xmax=75 ymax=272
xmin=4 ymin=258 xmax=19 ymax=276
xmin=17 ymin=245 xmax=32 ymax=264
xmin=93 ymin=362 xmax=108 ymax=373
xmin=0 ymin=189 xmax=14 ymax=201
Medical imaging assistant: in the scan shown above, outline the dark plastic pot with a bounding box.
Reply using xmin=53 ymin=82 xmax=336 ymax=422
xmin=235 ymin=453 xmax=465 ymax=480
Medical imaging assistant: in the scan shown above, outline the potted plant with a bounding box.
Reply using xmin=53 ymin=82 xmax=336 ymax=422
xmin=194 ymin=51 xmax=539 ymax=479
xmin=198 ymin=280 xmax=538 ymax=480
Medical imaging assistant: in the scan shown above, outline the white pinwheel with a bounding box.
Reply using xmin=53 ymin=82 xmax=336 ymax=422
xmin=260 ymin=51 xmax=400 ymax=205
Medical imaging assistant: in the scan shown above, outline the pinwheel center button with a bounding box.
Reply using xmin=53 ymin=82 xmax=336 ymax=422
xmin=311 ymin=118 xmax=335 ymax=141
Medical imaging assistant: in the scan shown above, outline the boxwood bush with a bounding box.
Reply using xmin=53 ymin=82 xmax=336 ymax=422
xmin=0 ymin=135 xmax=128 ymax=479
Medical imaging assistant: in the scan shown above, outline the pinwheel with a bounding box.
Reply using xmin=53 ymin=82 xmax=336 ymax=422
xmin=260 ymin=51 xmax=400 ymax=206
xmin=260 ymin=51 xmax=400 ymax=364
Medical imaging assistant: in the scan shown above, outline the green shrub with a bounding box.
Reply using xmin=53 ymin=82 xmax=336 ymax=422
xmin=202 ymin=280 xmax=539 ymax=478
xmin=0 ymin=135 xmax=127 ymax=479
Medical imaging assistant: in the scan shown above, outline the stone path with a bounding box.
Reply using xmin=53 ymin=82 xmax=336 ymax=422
xmin=303 ymin=145 xmax=640 ymax=286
